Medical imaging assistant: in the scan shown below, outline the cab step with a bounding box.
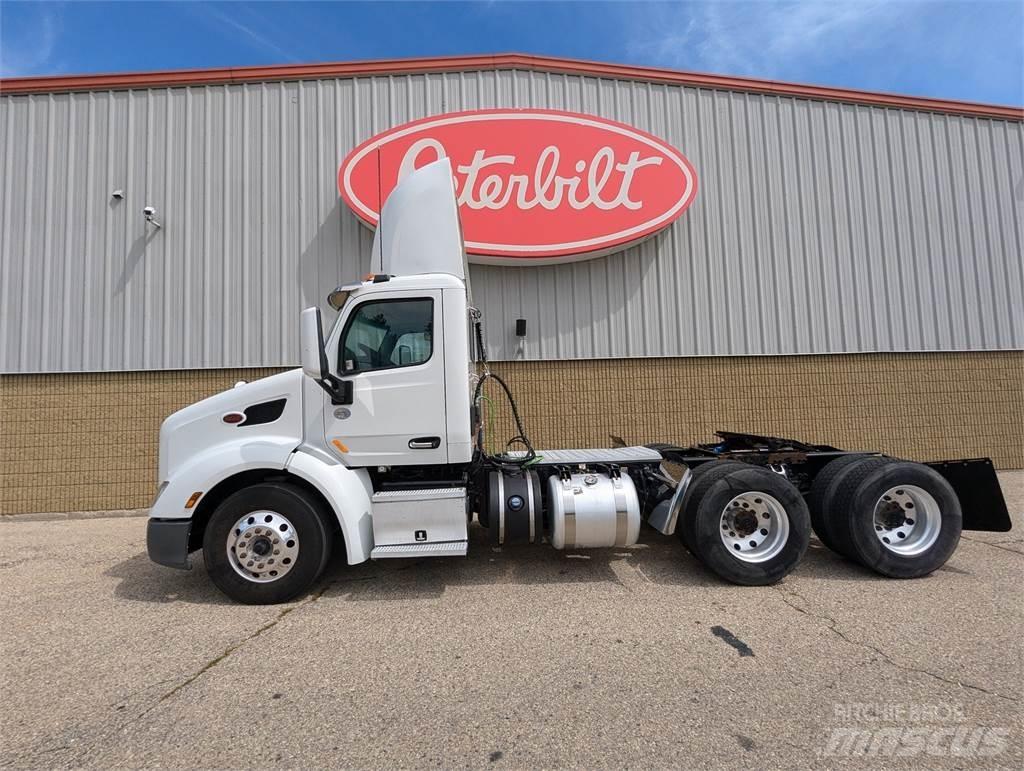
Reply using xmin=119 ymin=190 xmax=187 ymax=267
xmin=371 ymin=541 xmax=468 ymax=559
xmin=369 ymin=486 xmax=469 ymax=558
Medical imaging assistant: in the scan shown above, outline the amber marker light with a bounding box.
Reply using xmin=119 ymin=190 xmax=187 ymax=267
xmin=332 ymin=439 xmax=350 ymax=453
xmin=185 ymin=491 xmax=203 ymax=509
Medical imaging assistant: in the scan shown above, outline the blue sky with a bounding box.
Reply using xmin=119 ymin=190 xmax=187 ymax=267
xmin=1 ymin=1 xmax=1021 ymax=106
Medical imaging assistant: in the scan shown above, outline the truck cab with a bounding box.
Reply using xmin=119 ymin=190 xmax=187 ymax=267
xmin=312 ymin=270 xmax=473 ymax=468
xmin=147 ymin=159 xmax=481 ymax=601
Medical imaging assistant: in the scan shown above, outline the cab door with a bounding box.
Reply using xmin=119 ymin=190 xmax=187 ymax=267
xmin=324 ymin=289 xmax=447 ymax=466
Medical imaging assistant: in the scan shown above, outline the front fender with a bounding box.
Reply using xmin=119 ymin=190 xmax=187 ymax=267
xmin=286 ymin=449 xmax=375 ymax=565
xmin=150 ymin=437 xmax=298 ymax=519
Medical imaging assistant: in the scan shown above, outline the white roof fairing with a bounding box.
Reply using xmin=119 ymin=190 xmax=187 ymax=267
xmin=370 ymin=158 xmax=469 ymax=283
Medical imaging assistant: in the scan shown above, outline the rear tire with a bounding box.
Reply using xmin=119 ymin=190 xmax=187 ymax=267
xmin=832 ymin=461 xmax=962 ymax=578
xmin=677 ymin=460 xmax=744 ymax=560
xmin=689 ymin=465 xmax=811 ymax=585
xmin=807 ymin=455 xmax=872 ymax=556
xmin=203 ymin=482 xmax=332 ymax=604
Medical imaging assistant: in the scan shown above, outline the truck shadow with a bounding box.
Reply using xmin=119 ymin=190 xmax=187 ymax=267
xmin=320 ymin=524 xmax=883 ymax=603
xmin=323 ymin=523 xmax=689 ymax=603
xmin=106 ymin=525 xmax=888 ymax=606
xmin=105 ymin=552 xmax=237 ymax=606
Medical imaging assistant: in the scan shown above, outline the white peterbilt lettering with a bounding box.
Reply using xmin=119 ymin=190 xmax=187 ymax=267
xmin=339 ymin=108 xmax=700 ymax=261
xmin=397 ymin=138 xmax=663 ymax=212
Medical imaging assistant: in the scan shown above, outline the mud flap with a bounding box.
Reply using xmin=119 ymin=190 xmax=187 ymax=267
xmin=926 ymin=458 xmax=1012 ymax=532
xmin=147 ymin=518 xmax=194 ymax=569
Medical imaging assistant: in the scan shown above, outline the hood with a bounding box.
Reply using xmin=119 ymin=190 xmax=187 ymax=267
xmin=157 ymin=369 xmax=305 ymax=482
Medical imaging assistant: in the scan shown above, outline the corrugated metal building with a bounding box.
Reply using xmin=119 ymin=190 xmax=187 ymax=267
xmin=1 ymin=54 xmax=1022 ymax=514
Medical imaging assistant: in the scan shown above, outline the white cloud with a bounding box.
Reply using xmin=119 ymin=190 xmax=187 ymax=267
xmin=623 ymin=0 xmax=1022 ymax=103
xmin=629 ymin=0 xmax=905 ymax=78
xmin=0 ymin=4 xmax=62 ymax=77
xmin=191 ymin=4 xmax=299 ymax=63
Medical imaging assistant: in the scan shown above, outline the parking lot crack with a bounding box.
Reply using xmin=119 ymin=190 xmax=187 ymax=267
xmin=164 ymin=587 xmax=335 ymax=700
xmin=959 ymin=535 xmax=1023 ymax=556
xmin=122 ymin=583 xmax=336 ymax=727
xmin=773 ymin=586 xmax=1019 ymax=704
xmin=108 ymin=678 xmax=176 ymax=709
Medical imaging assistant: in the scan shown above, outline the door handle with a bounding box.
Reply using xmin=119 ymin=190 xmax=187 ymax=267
xmin=409 ymin=437 xmax=441 ymax=449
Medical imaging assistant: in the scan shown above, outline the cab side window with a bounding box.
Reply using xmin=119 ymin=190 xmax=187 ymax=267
xmin=339 ymin=298 xmax=434 ymax=373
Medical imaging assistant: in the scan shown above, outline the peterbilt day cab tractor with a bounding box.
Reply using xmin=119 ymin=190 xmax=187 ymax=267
xmin=147 ymin=159 xmax=1012 ymax=604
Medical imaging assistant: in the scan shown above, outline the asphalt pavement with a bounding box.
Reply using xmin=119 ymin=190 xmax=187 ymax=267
xmin=2 ymin=472 xmax=1022 ymax=769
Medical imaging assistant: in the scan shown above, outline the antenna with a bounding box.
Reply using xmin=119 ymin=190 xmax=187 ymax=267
xmin=376 ymin=147 xmax=383 ymax=273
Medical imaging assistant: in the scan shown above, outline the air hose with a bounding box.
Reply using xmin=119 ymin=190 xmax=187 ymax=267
xmin=471 ymin=312 xmax=537 ymax=472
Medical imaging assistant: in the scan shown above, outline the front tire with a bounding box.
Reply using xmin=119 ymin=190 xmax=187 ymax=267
xmin=689 ymin=465 xmax=811 ymax=585
xmin=203 ymin=482 xmax=332 ymax=604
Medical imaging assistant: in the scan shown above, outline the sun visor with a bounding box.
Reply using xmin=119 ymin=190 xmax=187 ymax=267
xmin=370 ymin=157 xmax=468 ymax=282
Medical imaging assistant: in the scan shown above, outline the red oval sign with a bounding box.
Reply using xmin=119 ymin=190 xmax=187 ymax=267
xmin=339 ymin=109 xmax=698 ymax=265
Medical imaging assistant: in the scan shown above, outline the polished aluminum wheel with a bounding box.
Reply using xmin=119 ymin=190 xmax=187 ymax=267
xmin=872 ymin=485 xmax=941 ymax=556
xmin=719 ymin=491 xmax=790 ymax=563
xmin=226 ymin=510 xmax=299 ymax=583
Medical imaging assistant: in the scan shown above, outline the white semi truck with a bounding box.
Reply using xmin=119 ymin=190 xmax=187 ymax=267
xmin=147 ymin=159 xmax=1012 ymax=604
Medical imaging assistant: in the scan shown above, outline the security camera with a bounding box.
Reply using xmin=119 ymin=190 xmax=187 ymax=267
xmin=143 ymin=205 xmax=162 ymax=229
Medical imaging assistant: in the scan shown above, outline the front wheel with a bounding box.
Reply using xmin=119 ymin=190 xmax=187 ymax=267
xmin=202 ymin=482 xmax=332 ymax=604
xmin=689 ymin=465 xmax=811 ymax=585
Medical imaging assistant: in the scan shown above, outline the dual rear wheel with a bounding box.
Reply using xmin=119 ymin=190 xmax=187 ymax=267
xmin=809 ymin=456 xmax=962 ymax=578
xmin=678 ymin=462 xmax=810 ymax=585
xmin=674 ymin=455 xmax=962 ymax=583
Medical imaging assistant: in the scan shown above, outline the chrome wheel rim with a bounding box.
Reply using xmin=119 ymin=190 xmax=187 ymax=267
xmin=226 ymin=511 xmax=299 ymax=583
xmin=872 ymin=485 xmax=941 ymax=556
xmin=719 ymin=492 xmax=790 ymax=563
